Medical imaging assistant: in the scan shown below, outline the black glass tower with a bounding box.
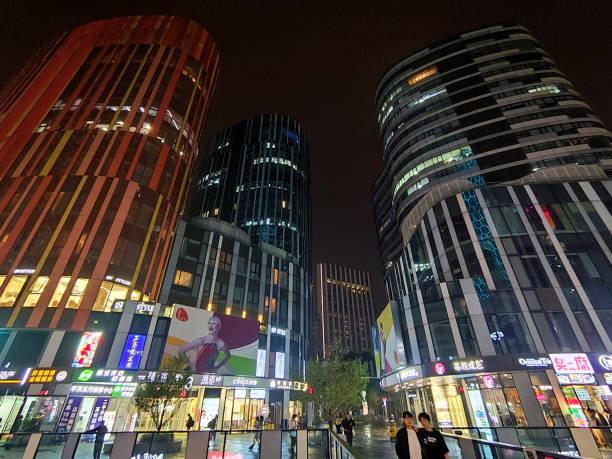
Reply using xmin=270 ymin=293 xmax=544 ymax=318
xmin=193 ymin=114 xmax=311 ymax=267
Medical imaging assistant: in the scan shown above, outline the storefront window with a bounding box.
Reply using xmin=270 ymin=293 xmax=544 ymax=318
xmin=499 ymin=373 xmax=528 ymax=426
xmin=476 ymin=374 xmax=515 ymax=427
xmin=20 ymin=396 xmax=64 ymax=432
xmin=529 ymin=372 xmax=566 ymax=426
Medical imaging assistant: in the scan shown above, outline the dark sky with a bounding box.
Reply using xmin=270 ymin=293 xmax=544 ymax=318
xmin=1 ymin=0 xmax=611 ymax=313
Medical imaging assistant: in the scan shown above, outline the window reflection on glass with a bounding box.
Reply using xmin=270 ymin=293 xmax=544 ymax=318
xmin=49 ymin=276 xmax=71 ymax=307
xmin=66 ymin=278 xmax=89 ymax=309
xmin=23 ymin=276 xmax=49 ymax=307
xmin=0 ymin=275 xmax=27 ymax=307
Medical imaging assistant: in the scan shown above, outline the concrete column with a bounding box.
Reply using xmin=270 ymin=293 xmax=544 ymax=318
xmin=185 ymin=431 xmax=209 ymax=459
xmin=296 ymin=429 xmax=308 ymax=459
xmin=38 ymin=330 xmax=65 ymax=366
xmin=23 ymin=433 xmax=42 ymax=459
xmin=260 ymin=430 xmax=282 ymax=458
xmin=570 ymin=427 xmax=603 ymax=459
xmin=110 ymin=432 xmax=137 ymax=459
xmin=60 ymin=433 xmax=79 ymax=459
xmin=511 ymin=371 xmax=546 ymax=426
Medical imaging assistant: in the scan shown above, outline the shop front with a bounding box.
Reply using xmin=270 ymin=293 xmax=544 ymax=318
xmin=0 ymin=367 xmax=309 ymax=434
xmin=382 ymin=353 xmax=612 ymax=432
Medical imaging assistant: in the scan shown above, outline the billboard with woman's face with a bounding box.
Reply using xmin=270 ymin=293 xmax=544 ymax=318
xmin=373 ymin=302 xmax=407 ymax=377
xmin=164 ymin=305 xmax=259 ymax=376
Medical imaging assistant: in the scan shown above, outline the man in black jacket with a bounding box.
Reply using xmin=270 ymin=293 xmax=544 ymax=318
xmin=395 ymin=411 xmax=426 ymax=459
xmin=418 ymin=412 xmax=449 ymax=459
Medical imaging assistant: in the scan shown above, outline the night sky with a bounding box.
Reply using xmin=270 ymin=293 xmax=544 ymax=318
xmin=1 ymin=0 xmax=611 ymax=313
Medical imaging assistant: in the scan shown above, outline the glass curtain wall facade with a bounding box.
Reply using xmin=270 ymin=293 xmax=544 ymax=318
xmin=372 ymin=23 xmax=612 ymax=454
xmin=192 ymin=114 xmax=310 ymax=268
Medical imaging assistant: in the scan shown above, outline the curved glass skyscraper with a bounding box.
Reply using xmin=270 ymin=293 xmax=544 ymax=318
xmin=372 ymin=24 xmax=612 ymax=443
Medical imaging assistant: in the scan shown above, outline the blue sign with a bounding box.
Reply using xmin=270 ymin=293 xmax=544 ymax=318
xmin=56 ymin=396 xmax=83 ymax=432
xmin=119 ymin=334 xmax=146 ymax=370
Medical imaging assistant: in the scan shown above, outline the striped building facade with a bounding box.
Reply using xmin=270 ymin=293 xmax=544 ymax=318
xmin=0 ymin=15 xmax=219 ymax=333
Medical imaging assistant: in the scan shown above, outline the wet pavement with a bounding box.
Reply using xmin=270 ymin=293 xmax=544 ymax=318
xmin=352 ymin=421 xmax=397 ymax=458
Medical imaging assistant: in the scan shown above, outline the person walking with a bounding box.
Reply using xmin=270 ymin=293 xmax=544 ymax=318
xmin=84 ymin=420 xmax=108 ymax=459
xmin=418 ymin=412 xmax=449 ymax=459
xmin=207 ymin=414 xmax=218 ymax=441
xmin=334 ymin=416 xmax=343 ymax=436
xmin=185 ymin=414 xmax=195 ymax=431
xmin=395 ymin=411 xmax=426 ymax=459
xmin=341 ymin=412 xmax=356 ymax=446
xmin=289 ymin=414 xmax=299 ymax=455
xmin=249 ymin=415 xmax=264 ymax=450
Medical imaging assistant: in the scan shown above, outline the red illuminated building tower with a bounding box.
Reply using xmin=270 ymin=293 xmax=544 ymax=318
xmin=0 ymin=16 xmax=219 ymax=332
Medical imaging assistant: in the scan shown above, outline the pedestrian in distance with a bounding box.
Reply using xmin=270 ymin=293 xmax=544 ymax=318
xmin=207 ymin=414 xmax=218 ymax=441
xmin=334 ymin=416 xmax=343 ymax=436
xmin=341 ymin=412 xmax=356 ymax=446
xmin=395 ymin=411 xmax=426 ymax=459
xmin=185 ymin=413 xmax=195 ymax=430
xmin=249 ymin=415 xmax=264 ymax=450
xmin=418 ymin=412 xmax=449 ymax=459
xmin=84 ymin=420 xmax=108 ymax=459
xmin=289 ymin=414 xmax=299 ymax=454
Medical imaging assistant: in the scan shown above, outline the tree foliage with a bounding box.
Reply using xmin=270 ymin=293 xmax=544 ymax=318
xmin=306 ymin=340 xmax=368 ymax=424
xmin=132 ymin=355 xmax=192 ymax=432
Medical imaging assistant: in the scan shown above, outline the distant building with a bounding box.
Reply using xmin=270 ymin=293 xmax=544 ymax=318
xmin=316 ymin=263 xmax=375 ymax=359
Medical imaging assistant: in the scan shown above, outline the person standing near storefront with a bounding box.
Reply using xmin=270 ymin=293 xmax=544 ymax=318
xmin=418 ymin=413 xmax=449 ymax=459
xmin=341 ymin=412 xmax=356 ymax=446
xmin=249 ymin=415 xmax=264 ymax=450
xmin=84 ymin=420 xmax=107 ymax=459
xmin=395 ymin=411 xmax=426 ymax=459
xmin=185 ymin=414 xmax=195 ymax=430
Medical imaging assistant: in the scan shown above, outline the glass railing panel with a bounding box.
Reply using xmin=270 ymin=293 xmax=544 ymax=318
xmin=307 ymin=429 xmax=329 ymax=459
xmin=132 ymin=432 xmax=188 ymax=459
xmin=281 ymin=430 xmax=295 ymax=458
xmin=73 ymin=432 xmax=115 ymax=459
xmin=34 ymin=433 xmax=70 ymax=458
xmin=209 ymin=431 xmax=259 ymax=457
xmin=444 ymin=435 xmax=463 ymax=458
xmin=0 ymin=433 xmax=31 ymax=458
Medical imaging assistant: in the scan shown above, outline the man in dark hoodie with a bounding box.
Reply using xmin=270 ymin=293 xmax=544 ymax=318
xmin=395 ymin=411 xmax=426 ymax=459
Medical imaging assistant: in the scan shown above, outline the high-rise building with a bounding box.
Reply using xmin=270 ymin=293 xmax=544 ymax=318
xmin=158 ymin=114 xmax=312 ymax=426
xmin=0 ymin=15 xmax=220 ymax=433
xmin=371 ymin=23 xmax=612 ymax=451
xmin=315 ymin=263 xmax=375 ymax=359
xmin=192 ymin=114 xmax=310 ymax=267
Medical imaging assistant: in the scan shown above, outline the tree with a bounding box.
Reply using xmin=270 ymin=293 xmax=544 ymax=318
xmin=132 ymin=355 xmax=192 ymax=432
xmin=306 ymin=340 xmax=368 ymax=425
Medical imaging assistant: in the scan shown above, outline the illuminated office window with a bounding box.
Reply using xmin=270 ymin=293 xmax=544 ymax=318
xmin=49 ymin=277 xmax=71 ymax=307
xmin=408 ymin=67 xmax=437 ymax=85
xmin=0 ymin=275 xmax=27 ymax=307
xmin=23 ymin=276 xmax=49 ymax=308
xmin=92 ymin=281 xmax=129 ymax=311
xmin=23 ymin=276 xmax=50 ymax=307
xmin=66 ymin=278 xmax=89 ymax=309
xmin=173 ymin=270 xmax=193 ymax=287
xmin=93 ymin=281 xmax=113 ymax=311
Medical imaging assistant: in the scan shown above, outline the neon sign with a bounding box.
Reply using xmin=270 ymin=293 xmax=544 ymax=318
xmin=550 ymin=353 xmax=593 ymax=374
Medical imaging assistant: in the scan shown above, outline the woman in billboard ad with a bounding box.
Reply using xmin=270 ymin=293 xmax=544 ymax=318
xmin=178 ymin=316 xmax=231 ymax=373
xmin=164 ymin=305 xmax=259 ymax=375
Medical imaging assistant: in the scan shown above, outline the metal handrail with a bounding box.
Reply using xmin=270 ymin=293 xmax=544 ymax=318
xmin=441 ymin=431 xmax=581 ymax=458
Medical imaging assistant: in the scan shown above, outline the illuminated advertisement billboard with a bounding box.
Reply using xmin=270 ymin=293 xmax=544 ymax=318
xmin=119 ymin=334 xmax=146 ymax=370
xmin=72 ymin=332 xmax=102 ymax=368
xmin=373 ymin=302 xmax=406 ymax=377
xmin=164 ymin=305 xmax=259 ymax=376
